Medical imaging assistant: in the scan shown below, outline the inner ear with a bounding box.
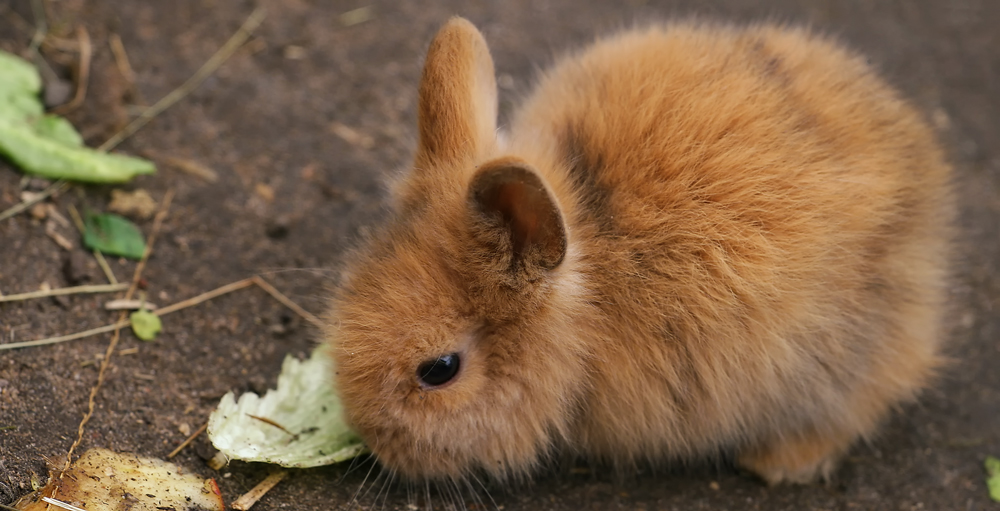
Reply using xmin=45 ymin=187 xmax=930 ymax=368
xmin=469 ymin=157 xmax=566 ymax=270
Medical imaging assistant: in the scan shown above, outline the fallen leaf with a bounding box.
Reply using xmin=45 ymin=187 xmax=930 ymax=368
xmin=208 ymin=346 xmax=366 ymax=468
xmin=0 ymin=50 xmax=155 ymax=183
xmin=82 ymin=212 xmax=146 ymax=259
xmin=12 ymin=448 xmax=225 ymax=511
xmin=986 ymin=456 xmax=1000 ymax=502
xmin=130 ymin=309 xmax=162 ymax=341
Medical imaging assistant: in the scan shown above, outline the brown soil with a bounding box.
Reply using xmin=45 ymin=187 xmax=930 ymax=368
xmin=1 ymin=1 xmax=998 ymax=510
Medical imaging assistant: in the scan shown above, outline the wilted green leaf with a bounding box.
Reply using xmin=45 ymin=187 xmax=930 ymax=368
xmin=208 ymin=347 xmax=366 ymax=468
xmin=83 ymin=212 xmax=146 ymax=259
xmin=0 ymin=50 xmax=42 ymax=94
xmin=0 ymin=49 xmax=156 ymax=183
xmin=129 ymin=309 xmax=162 ymax=341
xmin=986 ymin=456 xmax=1000 ymax=502
xmin=33 ymin=114 xmax=84 ymax=146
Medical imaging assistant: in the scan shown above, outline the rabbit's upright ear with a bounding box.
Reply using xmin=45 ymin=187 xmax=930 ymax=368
xmin=470 ymin=157 xmax=567 ymax=272
xmin=416 ymin=17 xmax=498 ymax=167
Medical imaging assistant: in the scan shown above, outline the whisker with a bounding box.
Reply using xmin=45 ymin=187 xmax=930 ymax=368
xmin=469 ymin=472 xmax=500 ymax=511
xmin=347 ymin=453 xmax=380 ymax=509
xmin=339 ymin=452 xmax=374 ymax=482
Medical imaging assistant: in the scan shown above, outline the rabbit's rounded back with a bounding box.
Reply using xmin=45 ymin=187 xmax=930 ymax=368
xmin=327 ymin=19 xmax=953 ymax=485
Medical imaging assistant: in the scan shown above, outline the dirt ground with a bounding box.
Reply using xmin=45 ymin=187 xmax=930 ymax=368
xmin=0 ymin=0 xmax=998 ymax=510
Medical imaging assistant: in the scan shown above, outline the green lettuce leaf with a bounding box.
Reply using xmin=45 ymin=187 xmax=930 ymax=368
xmin=207 ymin=347 xmax=366 ymax=468
xmin=0 ymin=49 xmax=155 ymax=183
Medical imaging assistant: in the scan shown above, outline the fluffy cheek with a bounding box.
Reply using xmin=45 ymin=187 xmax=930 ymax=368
xmin=347 ymin=349 xmax=557 ymax=481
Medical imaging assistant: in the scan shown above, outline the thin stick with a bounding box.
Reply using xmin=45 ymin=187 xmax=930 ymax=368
xmin=98 ymin=7 xmax=267 ymax=152
xmin=50 ymin=25 xmax=92 ymax=116
xmin=0 ymin=283 xmax=128 ymax=303
xmin=0 ymin=279 xmax=251 ymax=351
xmin=0 ymin=273 xmax=326 ymax=350
xmin=41 ymin=497 xmax=86 ymax=511
xmin=108 ymin=33 xmax=140 ymax=102
xmin=251 ymin=276 xmax=323 ymax=328
xmin=0 ymin=321 xmax=128 ymax=350
xmin=67 ymin=205 xmax=119 ymax=284
xmin=231 ymin=470 xmax=288 ymax=511
xmin=247 ymin=414 xmax=295 ymax=437
xmin=166 ymin=421 xmax=208 ymax=459
xmin=0 ymin=180 xmax=68 ymax=223
xmin=63 ymin=190 xmax=173 ymax=472
xmin=93 ymin=251 xmax=118 ymax=285
xmin=153 ymin=278 xmax=255 ymax=316
xmin=27 ymin=0 xmax=46 ymax=54
xmin=0 ymin=275 xmax=323 ymax=350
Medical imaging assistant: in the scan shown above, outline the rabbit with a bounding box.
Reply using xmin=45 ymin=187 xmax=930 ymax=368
xmin=325 ymin=17 xmax=954 ymax=486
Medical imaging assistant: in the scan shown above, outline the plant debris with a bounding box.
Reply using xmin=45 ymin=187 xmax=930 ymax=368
xmin=12 ymin=448 xmax=225 ymax=511
xmin=108 ymin=188 xmax=158 ymax=219
xmin=82 ymin=211 xmax=146 ymax=259
xmin=208 ymin=347 xmax=366 ymax=468
xmin=987 ymin=456 xmax=1000 ymax=502
xmin=129 ymin=309 xmax=162 ymax=341
xmin=0 ymin=50 xmax=155 ymax=183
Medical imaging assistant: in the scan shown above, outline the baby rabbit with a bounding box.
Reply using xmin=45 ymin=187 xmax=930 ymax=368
xmin=326 ymin=17 xmax=954 ymax=485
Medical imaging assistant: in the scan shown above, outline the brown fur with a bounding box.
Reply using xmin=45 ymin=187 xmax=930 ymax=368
xmin=326 ymin=18 xmax=954 ymax=485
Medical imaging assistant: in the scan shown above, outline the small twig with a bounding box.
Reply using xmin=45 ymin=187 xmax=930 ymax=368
xmin=41 ymin=497 xmax=86 ymax=511
xmin=166 ymin=422 xmax=208 ymax=459
xmin=247 ymin=414 xmax=295 ymax=437
xmin=153 ymin=278 xmax=255 ymax=316
xmin=108 ymin=33 xmax=140 ymax=102
xmin=50 ymin=25 xmax=92 ymax=115
xmin=44 ymin=221 xmax=75 ymax=250
xmin=231 ymin=470 xmax=288 ymax=511
xmin=98 ymin=6 xmax=267 ymax=152
xmin=27 ymin=0 xmax=47 ymax=54
xmin=0 ymin=273 xmax=325 ymax=351
xmin=0 ymin=321 xmax=129 ymax=350
xmin=66 ymin=203 xmax=85 ymax=232
xmin=0 ymin=180 xmax=68 ymax=223
xmin=67 ymin=205 xmax=119 ymax=284
xmin=251 ymin=276 xmax=323 ymax=328
xmin=0 ymin=279 xmax=251 ymax=351
xmin=93 ymin=251 xmax=118 ymax=284
xmin=63 ymin=190 xmax=174 ymax=473
xmin=0 ymin=283 xmax=128 ymax=303
xmin=0 ymin=275 xmax=322 ymax=350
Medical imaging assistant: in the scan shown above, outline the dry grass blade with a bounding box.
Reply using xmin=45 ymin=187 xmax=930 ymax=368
xmin=41 ymin=497 xmax=86 ymax=511
xmin=98 ymin=6 xmax=267 ymax=152
xmin=0 ymin=180 xmax=68 ymax=223
xmin=49 ymin=25 xmax=92 ymax=115
xmin=27 ymin=0 xmax=46 ymax=54
xmin=63 ymin=189 xmax=174 ymax=473
xmin=231 ymin=470 xmax=289 ymax=511
xmin=0 ymin=275 xmax=322 ymax=350
xmin=0 ymin=283 xmax=128 ymax=303
xmin=252 ymin=275 xmax=323 ymax=328
xmin=247 ymin=414 xmax=295 ymax=437
xmin=109 ymin=32 xmax=140 ymax=102
xmin=0 ymin=320 xmax=129 ymax=350
xmin=166 ymin=422 xmax=208 ymax=459
xmin=153 ymin=278 xmax=255 ymax=316
xmin=67 ymin=204 xmax=120 ymax=284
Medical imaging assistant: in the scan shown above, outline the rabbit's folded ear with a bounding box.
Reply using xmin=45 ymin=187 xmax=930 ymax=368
xmin=469 ymin=157 xmax=566 ymax=272
xmin=416 ymin=17 xmax=498 ymax=167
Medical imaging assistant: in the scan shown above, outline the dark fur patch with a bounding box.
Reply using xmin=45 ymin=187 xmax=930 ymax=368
xmin=560 ymin=121 xmax=618 ymax=235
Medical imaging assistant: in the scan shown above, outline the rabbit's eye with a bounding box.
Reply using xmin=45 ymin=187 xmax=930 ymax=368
xmin=417 ymin=353 xmax=461 ymax=387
